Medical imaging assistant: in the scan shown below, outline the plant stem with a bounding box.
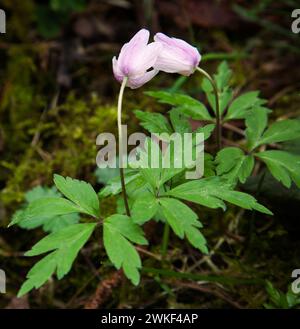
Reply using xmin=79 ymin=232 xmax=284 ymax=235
xmin=196 ymin=67 xmax=221 ymax=150
xmin=161 ymin=222 xmax=170 ymax=259
xmin=117 ymin=77 xmax=131 ymax=217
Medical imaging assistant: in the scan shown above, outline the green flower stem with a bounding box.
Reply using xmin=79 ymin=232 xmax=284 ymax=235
xmin=117 ymin=77 xmax=131 ymax=217
xmin=161 ymin=222 xmax=170 ymax=259
xmin=196 ymin=67 xmax=221 ymax=150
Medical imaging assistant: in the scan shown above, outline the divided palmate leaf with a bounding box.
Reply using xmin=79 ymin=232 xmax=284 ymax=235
xmin=215 ymin=147 xmax=255 ymax=184
xmin=12 ymin=186 xmax=80 ymax=233
xmin=54 ymin=174 xmax=100 ymax=218
xmin=145 ymin=91 xmax=212 ymax=120
xmin=225 ymin=91 xmax=266 ymax=120
xmin=166 ymin=177 xmax=272 ymax=214
xmin=159 ymin=198 xmax=208 ymax=254
xmin=256 ymin=150 xmax=300 ymax=188
xmin=202 ymin=61 xmax=233 ymax=115
xmin=18 ymin=223 xmax=96 ymax=297
xmin=9 ymin=197 xmax=80 ymax=227
xmin=245 ymin=106 xmax=270 ymax=150
xmin=103 ymin=214 xmax=148 ymax=285
xmin=134 ymin=110 xmax=173 ymax=135
xmin=257 ymin=119 xmax=300 ymax=146
xmin=131 ymin=193 xmax=158 ymax=224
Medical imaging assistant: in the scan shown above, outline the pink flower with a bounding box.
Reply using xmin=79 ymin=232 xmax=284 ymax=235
xmin=112 ymin=29 xmax=162 ymax=89
xmin=153 ymin=33 xmax=201 ymax=76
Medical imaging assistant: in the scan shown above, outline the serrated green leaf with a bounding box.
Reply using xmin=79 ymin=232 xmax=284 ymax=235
xmin=18 ymin=223 xmax=96 ymax=297
xmin=103 ymin=214 xmax=147 ymax=285
xmin=9 ymin=197 xmax=80 ymax=227
xmin=215 ymin=147 xmax=254 ymax=184
xmin=256 ymin=150 xmax=300 ymax=188
xmin=13 ymin=186 xmax=80 ymax=233
xmin=99 ymin=172 xmax=141 ymax=198
xmin=202 ymin=61 xmax=232 ymax=91
xmin=245 ymin=106 xmax=269 ymax=150
xmin=19 ymin=211 xmax=80 ymax=233
xmin=204 ymin=153 xmax=215 ymax=177
xmin=194 ymin=124 xmax=216 ymax=141
xmin=135 ymin=138 xmax=184 ymax=191
xmin=54 ymin=174 xmax=100 ymax=218
xmin=134 ymin=109 xmax=173 ymax=136
xmin=166 ymin=177 xmax=272 ymax=214
xmin=201 ymin=62 xmax=233 ymax=115
xmin=258 ymin=119 xmax=300 ymax=146
xmin=131 ymin=193 xmax=158 ymax=224
xmin=25 ymin=186 xmax=60 ymax=202
xmin=169 ymin=108 xmax=191 ymax=134
xmin=146 ymin=90 xmax=212 ymax=120
xmin=207 ymin=87 xmax=233 ymax=115
xmin=18 ymin=252 xmax=58 ymax=297
xmin=159 ymin=198 xmax=208 ymax=254
xmin=225 ymin=91 xmax=265 ymax=120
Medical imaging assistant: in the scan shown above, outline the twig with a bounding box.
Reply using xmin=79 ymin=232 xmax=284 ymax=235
xmin=172 ymin=280 xmax=243 ymax=309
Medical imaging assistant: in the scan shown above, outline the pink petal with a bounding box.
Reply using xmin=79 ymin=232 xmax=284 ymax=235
xmin=154 ymin=33 xmax=201 ymax=73
xmin=112 ymin=56 xmax=124 ymax=82
xmin=127 ymin=69 xmax=159 ymax=89
xmin=117 ymin=29 xmax=150 ymax=75
xmin=129 ymin=42 xmax=162 ymax=76
xmin=153 ymin=45 xmax=194 ymax=75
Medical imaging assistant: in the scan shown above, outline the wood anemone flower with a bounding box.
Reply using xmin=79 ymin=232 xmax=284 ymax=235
xmin=112 ymin=29 xmax=162 ymax=89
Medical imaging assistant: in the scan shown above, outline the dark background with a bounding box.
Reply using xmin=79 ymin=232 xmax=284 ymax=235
xmin=0 ymin=0 xmax=300 ymax=309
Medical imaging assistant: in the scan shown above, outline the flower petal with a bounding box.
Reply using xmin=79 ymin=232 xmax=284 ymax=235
xmin=129 ymin=42 xmax=162 ymax=76
xmin=127 ymin=69 xmax=159 ymax=89
xmin=154 ymin=33 xmax=201 ymax=75
xmin=112 ymin=56 xmax=124 ymax=82
xmin=153 ymin=45 xmax=194 ymax=75
xmin=118 ymin=29 xmax=150 ymax=75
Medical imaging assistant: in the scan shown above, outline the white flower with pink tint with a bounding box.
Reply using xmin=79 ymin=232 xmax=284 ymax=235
xmin=153 ymin=33 xmax=201 ymax=76
xmin=112 ymin=29 xmax=162 ymax=89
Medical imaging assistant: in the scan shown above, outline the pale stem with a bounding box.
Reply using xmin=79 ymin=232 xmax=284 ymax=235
xmin=196 ymin=67 xmax=221 ymax=150
xmin=117 ymin=77 xmax=131 ymax=216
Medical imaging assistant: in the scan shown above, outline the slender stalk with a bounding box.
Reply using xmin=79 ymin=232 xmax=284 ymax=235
xmin=161 ymin=222 xmax=170 ymax=259
xmin=117 ymin=77 xmax=131 ymax=216
xmin=196 ymin=67 xmax=221 ymax=150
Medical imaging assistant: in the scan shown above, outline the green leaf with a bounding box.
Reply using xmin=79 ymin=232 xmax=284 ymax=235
xmin=135 ymin=138 xmax=184 ymax=191
xmin=166 ymin=177 xmax=272 ymax=214
xmin=169 ymin=108 xmax=191 ymax=134
xmin=225 ymin=91 xmax=265 ymax=120
xmin=194 ymin=124 xmax=216 ymax=141
xmin=256 ymin=150 xmax=300 ymax=188
xmin=134 ymin=110 xmax=172 ymax=135
xmin=42 ymin=213 xmax=80 ymax=233
xmin=9 ymin=197 xmax=80 ymax=227
xmin=175 ymin=104 xmax=212 ymax=121
xmin=202 ymin=62 xmax=233 ymax=115
xmin=54 ymin=174 xmax=100 ymax=218
xmin=159 ymin=198 xmax=208 ymax=254
xmin=258 ymin=119 xmax=300 ymax=146
xmin=245 ymin=106 xmax=269 ymax=150
xmin=145 ymin=91 xmax=212 ymax=120
xmin=204 ymin=153 xmax=215 ymax=177
xmin=19 ymin=211 xmax=80 ymax=233
xmin=103 ymin=214 xmax=148 ymax=285
xmin=18 ymin=223 xmax=96 ymax=297
xmin=12 ymin=186 xmax=80 ymax=233
xmin=99 ymin=172 xmax=141 ymax=198
xmin=131 ymin=193 xmax=158 ymax=224
xmin=203 ymin=61 xmax=232 ymax=91
xmin=24 ymin=185 xmax=60 ymax=202
xmin=215 ymin=147 xmax=255 ymax=184
xmin=207 ymin=88 xmax=233 ymax=115
xmin=95 ymin=166 xmax=120 ymax=185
